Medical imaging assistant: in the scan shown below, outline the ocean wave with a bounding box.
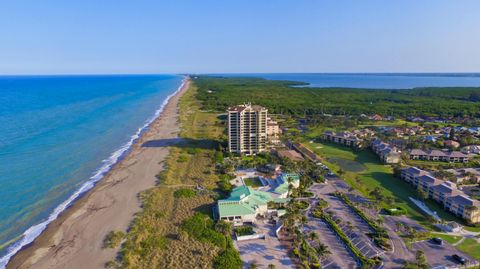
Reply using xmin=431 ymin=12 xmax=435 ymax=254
xmin=0 ymin=77 xmax=186 ymax=269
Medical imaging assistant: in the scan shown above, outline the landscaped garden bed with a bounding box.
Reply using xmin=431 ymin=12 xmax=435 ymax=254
xmin=243 ymin=177 xmax=264 ymax=188
xmin=234 ymin=226 xmax=255 ymax=236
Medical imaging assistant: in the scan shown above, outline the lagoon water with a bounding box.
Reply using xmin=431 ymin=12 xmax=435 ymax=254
xmin=0 ymin=75 xmax=183 ymax=264
xmin=221 ymin=73 xmax=480 ymax=89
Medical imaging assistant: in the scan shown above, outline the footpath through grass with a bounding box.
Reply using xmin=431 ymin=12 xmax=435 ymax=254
xmin=118 ymin=81 xmax=228 ymax=269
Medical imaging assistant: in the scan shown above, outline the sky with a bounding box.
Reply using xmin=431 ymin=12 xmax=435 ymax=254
xmin=0 ymin=0 xmax=479 ymax=74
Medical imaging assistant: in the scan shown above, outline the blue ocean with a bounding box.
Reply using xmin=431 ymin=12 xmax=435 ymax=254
xmin=219 ymin=73 xmax=480 ymax=89
xmin=0 ymin=75 xmax=184 ymax=266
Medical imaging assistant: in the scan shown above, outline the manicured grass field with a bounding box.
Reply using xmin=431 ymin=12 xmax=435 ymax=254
xmin=456 ymin=238 xmax=480 ymax=259
xmin=430 ymin=232 xmax=462 ymax=244
xmin=301 ymin=139 xmax=467 ymax=229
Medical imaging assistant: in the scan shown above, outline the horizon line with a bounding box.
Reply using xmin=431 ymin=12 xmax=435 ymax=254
xmin=1 ymin=72 xmax=480 ymax=77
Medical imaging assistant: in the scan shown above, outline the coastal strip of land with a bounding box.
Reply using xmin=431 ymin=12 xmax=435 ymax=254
xmin=7 ymin=78 xmax=191 ymax=269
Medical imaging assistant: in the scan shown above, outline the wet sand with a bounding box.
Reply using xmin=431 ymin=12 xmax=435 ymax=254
xmin=7 ymin=79 xmax=190 ymax=269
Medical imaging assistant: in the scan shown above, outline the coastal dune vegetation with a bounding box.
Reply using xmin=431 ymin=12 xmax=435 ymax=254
xmin=116 ymin=82 xmax=238 ymax=268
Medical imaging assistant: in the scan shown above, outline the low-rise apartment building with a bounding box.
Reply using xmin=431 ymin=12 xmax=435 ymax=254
xmin=322 ymin=130 xmax=363 ymax=148
xmin=445 ymin=168 xmax=480 ymax=184
xmin=400 ymin=167 xmax=480 ymax=224
xmin=409 ymin=149 xmax=470 ymax=163
xmin=371 ymin=139 xmax=401 ymax=164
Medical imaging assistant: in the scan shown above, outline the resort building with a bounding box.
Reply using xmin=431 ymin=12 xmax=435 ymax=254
xmin=371 ymin=139 xmax=401 ymax=164
xmin=227 ymin=104 xmax=268 ymax=155
xmin=400 ymin=167 xmax=480 ymax=224
xmin=266 ymin=117 xmax=281 ymax=145
xmin=216 ymin=185 xmax=272 ymax=224
xmin=322 ymin=130 xmax=363 ymax=148
xmin=409 ymin=149 xmax=470 ymax=163
xmin=216 ymin=172 xmax=300 ymax=224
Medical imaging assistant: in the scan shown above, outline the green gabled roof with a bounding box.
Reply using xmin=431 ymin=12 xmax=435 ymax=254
xmin=218 ymin=201 xmax=256 ymax=217
xmin=222 ymin=185 xmax=252 ymax=202
xmin=250 ymin=190 xmax=272 ymax=204
xmin=217 ymin=185 xmax=275 ymax=218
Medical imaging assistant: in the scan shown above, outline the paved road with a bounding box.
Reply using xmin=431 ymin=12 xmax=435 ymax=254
xmin=382 ymin=216 xmax=415 ymax=268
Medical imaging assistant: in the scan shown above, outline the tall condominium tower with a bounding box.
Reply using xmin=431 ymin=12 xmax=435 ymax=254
xmin=227 ymin=104 xmax=268 ymax=154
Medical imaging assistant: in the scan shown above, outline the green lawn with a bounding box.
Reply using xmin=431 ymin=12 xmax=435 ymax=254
xmin=457 ymin=238 xmax=480 ymax=259
xmin=430 ymin=232 xmax=462 ymax=244
xmin=463 ymin=226 xmax=480 ymax=233
xmin=243 ymin=177 xmax=263 ymax=188
xmin=301 ymin=139 xmax=470 ymax=229
xmin=358 ymin=119 xmax=418 ymax=128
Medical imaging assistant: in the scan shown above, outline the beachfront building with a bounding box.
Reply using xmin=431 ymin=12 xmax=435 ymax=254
xmin=400 ymin=167 xmax=480 ymax=224
xmin=409 ymin=149 xmax=470 ymax=163
xmin=216 ymin=185 xmax=291 ymax=224
xmin=322 ymin=130 xmax=363 ymax=148
xmin=371 ymin=139 xmax=401 ymax=164
xmin=216 ymin=172 xmax=300 ymax=224
xmin=227 ymin=104 xmax=268 ymax=155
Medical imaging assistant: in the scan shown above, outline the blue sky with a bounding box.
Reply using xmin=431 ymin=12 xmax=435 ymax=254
xmin=0 ymin=0 xmax=479 ymax=74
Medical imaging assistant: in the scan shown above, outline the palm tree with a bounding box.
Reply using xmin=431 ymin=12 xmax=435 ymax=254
xmin=215 ymin=220 xmax=232 ymax=246
xmin=249 ymin=262 xmax=259 ymax=269
xmin=215 ymin=220 xmax=232 ymax=236
xmin=316 ymin=243 xmax=331 ymax=258
xmin=267 ymin=264 xmax=276 ymax=269
xmin=308 ymin=231 xmax=319 ymax=242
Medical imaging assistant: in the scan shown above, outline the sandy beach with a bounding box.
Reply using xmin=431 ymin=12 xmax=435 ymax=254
xmin=7 ymin=78 xmax=190 ymax=269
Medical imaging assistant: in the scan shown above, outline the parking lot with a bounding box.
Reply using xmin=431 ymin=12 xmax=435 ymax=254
xmin=309 ymin=183 xmax=383 ymax=258
xmin=413 ymin=239 xmax=478 ymax=268
xmin=304 ymin=217 xmax=359 ymax=269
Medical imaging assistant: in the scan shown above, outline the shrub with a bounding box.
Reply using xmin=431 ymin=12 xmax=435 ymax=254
xmin=103 ymin=230 xmax=125 ymax=248
xmin=177 ymin=155 xmax=188 ymax=162
xmin=181 ymin=213 xmax=226 ymax=249
xmin=173 ymin=188 xmax=196 ymax=198
xmin=213 ymin=247 xmax=242 ymax=269
xmin=235 ymin=226 xmax=254 ymax=236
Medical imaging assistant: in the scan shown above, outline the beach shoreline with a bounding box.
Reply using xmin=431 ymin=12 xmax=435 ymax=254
xmin=6 ymin=77 xmax=190 ymax=269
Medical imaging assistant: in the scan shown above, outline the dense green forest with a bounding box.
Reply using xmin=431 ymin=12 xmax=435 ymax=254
xmin=193 ymin=76 xmax=480 ymax=117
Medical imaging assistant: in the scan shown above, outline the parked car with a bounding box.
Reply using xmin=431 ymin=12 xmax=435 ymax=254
xmin=431 ymin=237 xmax=443 ymax=245
xmin=452 ymin=254 xmax=467 ymax=265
